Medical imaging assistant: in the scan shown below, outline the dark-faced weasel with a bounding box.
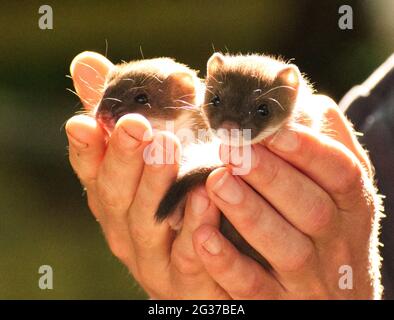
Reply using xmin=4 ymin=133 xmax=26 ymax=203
xmin=94 ymin=57 xmax=206 ymax=137
xmin=156 ymin=52 xmax=314 ymax=268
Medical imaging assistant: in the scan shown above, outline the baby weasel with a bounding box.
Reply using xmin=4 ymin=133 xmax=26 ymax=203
xmin=156 ymin=52 xmax=313 ymax=269
xmin=94 ymin=57 xmax=206 ymax=137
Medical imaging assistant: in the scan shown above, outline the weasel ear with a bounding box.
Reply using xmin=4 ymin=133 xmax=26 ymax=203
xmin=276 ymin=64 xmax=300 ymax=89
xmin=207 ymin=52 xmax=225 ymax=76
xmin=165 ymin=71 xmax=197 ymax=97
xmin=165 ymin=71 xmax=196 ymax=89
xmin=70 ymin=51 xmax=114 ymax=110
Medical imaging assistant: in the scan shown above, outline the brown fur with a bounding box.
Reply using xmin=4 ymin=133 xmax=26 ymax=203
xmin=95 ymin=57 xmax=207 ymax=134
xmin=203 ymin=53 xmax=302 ymax=141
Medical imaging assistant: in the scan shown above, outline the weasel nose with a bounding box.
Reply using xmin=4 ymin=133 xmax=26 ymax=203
xmin=220 ymin=121 xmax=240 ymax=131
xmin=96 ymin=112 xmax=116 ymax=134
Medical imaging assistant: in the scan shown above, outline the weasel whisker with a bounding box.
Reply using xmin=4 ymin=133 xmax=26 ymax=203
xmin=102 ymin=97 xmax=123 ymax=103
xmin=164 ymin=106 xmax=199 ymax=113
xmin=208 ymin=74 xmax=222 ymax=84
xmin=66 ymin=88 xmax=95 ymax=106
xmin=75 ymin=61 xmax=106 ymax=81
xmin=204 ymin=87 xmax=215 ymax=95
xmin=176 ymin=93 xmax=196 ymax=100
xmin=174 ymin=99 xmax=195 ymax=107
xmin=121 ymin=78 xmax=136 ymax=83
xmin=127 ymin=85 xmax=147 ymax=91
xmin=78 ymin=76 xmax=104 ymax=93
xmin=256 ymin=85 xmax=295 ymax=100
xmin=267 ymin=97 xmax=285 ymax=111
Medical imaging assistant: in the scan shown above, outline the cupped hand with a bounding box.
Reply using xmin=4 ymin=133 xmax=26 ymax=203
xmin=65 ymin=52 xmax=230 ymax=299
xmin=66 ymin=52 xmax=381 ymax=300
xmin=192 ymin=96 xmax=382 ymax=299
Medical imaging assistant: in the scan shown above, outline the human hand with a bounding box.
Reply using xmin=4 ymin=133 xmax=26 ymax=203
xmin=192 ymin=96 xmax=382 ymax=299
xmin=65 ymin=52 xmax=231 ymax=299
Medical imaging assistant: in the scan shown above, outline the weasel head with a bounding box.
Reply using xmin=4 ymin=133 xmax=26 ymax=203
xmin=203 ymin=52 xmax=301 ymax=146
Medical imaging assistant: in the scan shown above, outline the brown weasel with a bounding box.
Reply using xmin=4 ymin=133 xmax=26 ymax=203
xmin=155 ymin=52 xmax=313 ymax=269
xmin=94 ymin=57 xmax=207 ymax=137
xmin=94 ymin=57 xmax=211 ymax=230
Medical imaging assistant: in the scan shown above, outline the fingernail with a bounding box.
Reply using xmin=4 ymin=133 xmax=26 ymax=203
xmin=120 ymin=114 xmax=153 ymax=141
xmin=202 ymin=231 xmax=222 ymax=255
xmin=191 ymin=188 xmax=210 ymax=215
xmin=220 ymin=144 xmax=259 ymax=173
xmin=117 ymin=117 xmax=153 ymax=150
xmin=118 ymin=126 xmax=141 ymax=149
xmin=269 ymin=128 xmax=299 ymax=152
xmin=68 ymin=134 xmax=88 ymax=149
xmin=212 ymin=171 xmax=244 ymax=204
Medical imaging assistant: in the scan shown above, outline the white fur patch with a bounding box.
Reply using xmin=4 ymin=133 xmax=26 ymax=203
xmin=179 ymin=137 xmax=223 ymax=177
xmin=250 ymin=124 xmax=283 ymax=144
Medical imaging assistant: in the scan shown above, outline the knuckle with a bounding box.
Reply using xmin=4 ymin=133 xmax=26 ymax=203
xmin=334 ymin=159 xmax=363 ymax=196
xmin=96 ymin=179 xmax=124 ymax=211
xmin=106 ymin=233 xmax=130 ymax=263
xmin=233 ymin=269 xmax=262 ymax=299
xmin=306 ymin=196 xmax=336 ymax=235
xmin=278 ymin=241 xmax=314 ymax=273
xmin=129 ymin=223 xmax=155 ymax=249
xmin=171 ymin=245 xmax=201 ymax=276
xmin=237 ymin=203 xmax=263 ymax=231
xmin=261 ymin=160 xmax=280 ymax=187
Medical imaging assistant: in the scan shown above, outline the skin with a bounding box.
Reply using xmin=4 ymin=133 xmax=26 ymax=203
xmin=66 ymin=51 xmax=380 ymax=299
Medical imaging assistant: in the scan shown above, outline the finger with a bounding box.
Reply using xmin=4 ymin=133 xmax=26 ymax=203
xmin=65 ymin=115 xmax=136 ymax=267
xmin=94 ymin=114 xmax=152 ymax=263
xmin=96 ymin=113 xmax=153 ymax=214
xmin=266 ymin=124 xmax=369 ymax=212
xmin=205 ymin=167 xmax=316 ymax=274
xmin=170 ymin=187 xmax=227 ymax=299
xmin=311 ymin=95 xmax=373 ymax=177
xmin=172 ymin=187 xmax=220 ymax=273
xmin=223 ymin=144 xmax=337 ymax=239
xmin=193 ymin=224 xmax=283 ymax=299
xmin=128 ymin=131 xmax=181 ymax=280
xmin=70 ymin=51 xmax=113 ymax=111
xmin=320 ymin=95 xmax=373 ymax=177
xmin=65 ymin=114 xmax=106 ymax=189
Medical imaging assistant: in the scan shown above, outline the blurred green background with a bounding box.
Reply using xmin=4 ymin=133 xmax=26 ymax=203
xmin=0 ymin=0 xmax=392 ymax=299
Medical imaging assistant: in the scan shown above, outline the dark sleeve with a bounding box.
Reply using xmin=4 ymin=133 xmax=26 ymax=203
xmin=339 ymin=54 xmax=394 ymax=300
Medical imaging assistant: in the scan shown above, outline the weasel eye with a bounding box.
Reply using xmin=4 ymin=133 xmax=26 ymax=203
xmin=135 ymin=94 xmax=149 ymax=104
xmin=257 ymin=104 xmax=270 ymax=117
xmin=211 ymin=96 xmax=221 ymax=107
